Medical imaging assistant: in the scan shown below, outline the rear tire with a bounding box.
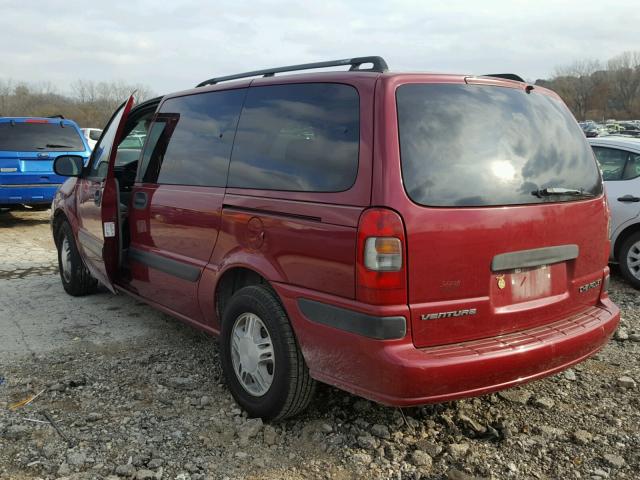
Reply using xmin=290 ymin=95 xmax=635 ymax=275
xmin=618 ymin=231 xmax=640 ymax=289
xmin=220 ymin=285 xmax=316 ymax=420
xmin=56 ymin=221 xmax=98 ymax=296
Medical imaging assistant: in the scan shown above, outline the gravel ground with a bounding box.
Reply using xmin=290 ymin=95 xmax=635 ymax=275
xmin=0 ymin=209 xmax=638 ymax=480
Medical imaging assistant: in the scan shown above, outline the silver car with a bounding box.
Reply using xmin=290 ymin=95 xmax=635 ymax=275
xmin=589 ymin=136 xmax=640 ymax=288
xmin=80 ymin=128 xmax=103 ymax=150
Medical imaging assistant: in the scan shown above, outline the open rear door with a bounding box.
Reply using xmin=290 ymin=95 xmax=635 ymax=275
xmin=76 ymin=95 xmax=135 ymax=292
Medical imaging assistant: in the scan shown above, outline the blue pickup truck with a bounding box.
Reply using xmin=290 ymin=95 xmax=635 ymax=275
xmin=0 ymin=117 xmax=91 ymax=209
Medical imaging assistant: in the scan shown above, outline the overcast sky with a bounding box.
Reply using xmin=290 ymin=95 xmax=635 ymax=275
xmin=0 ymin=1 xmax=637 ymax=95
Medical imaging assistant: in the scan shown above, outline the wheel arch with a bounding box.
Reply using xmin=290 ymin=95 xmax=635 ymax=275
xmin=213 ymin=265 xmax=276 ymax=322
xmin=51 ymin=208 xmax=69 ymax=247
xmin=613 ymin=222 xmax=640 ymax=261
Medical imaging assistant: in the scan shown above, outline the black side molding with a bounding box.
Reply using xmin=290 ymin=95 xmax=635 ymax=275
xmin=298 ymin=298 xmax=406 ymax=340
xmin=491 ymin=244 xmax=579 ymax=272
xmin=128 ymin=248 xmax=200 ymax=282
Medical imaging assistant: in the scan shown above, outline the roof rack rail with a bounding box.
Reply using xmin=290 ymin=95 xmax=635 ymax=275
xmin=47 ymin=114 xmax=65 ymax=119
xmin=196 ymin=56 xmax=389 ymax=87
xmin=484 ymin=73 xmax=526 ymax=83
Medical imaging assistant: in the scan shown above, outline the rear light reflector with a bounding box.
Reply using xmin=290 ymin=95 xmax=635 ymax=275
xmin=357 ymin=208 xmax=407 ymax=305
xmin=364 ymin=237 xmax=402 ymax=271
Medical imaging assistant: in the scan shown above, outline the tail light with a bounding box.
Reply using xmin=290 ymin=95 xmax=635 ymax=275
xmin=601 ymin=266 xmax=610 ymax=297
xmin=356 ymin=208 xmax=407 ymax=305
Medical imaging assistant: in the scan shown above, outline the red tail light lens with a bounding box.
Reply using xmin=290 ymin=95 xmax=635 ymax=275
xmin=601 ymin=266 xmax=610 ymax=297
xmin=356 ymin=208 xmax=407 ymax=305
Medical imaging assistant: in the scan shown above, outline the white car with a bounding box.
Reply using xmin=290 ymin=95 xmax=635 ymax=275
xmin=589 ymin=136 xmax=640 ymax=287
xmin=80 ymin=128 xmax=103 ymax=150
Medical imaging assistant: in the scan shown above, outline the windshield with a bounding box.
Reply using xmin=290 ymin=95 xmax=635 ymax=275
xmin=0 ymin=122 xmax=85 ymax=152
xmin=396 ymin=83 xmax=603 ymax=207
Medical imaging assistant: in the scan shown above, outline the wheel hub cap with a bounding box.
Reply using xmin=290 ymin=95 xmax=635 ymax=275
xmin=61 ymin=237 xmax=72 ymax=282
xmin=230 ymin=313 xmax=274 ymax=396
xmin=627 ymin=240 xmax=640 ymax=280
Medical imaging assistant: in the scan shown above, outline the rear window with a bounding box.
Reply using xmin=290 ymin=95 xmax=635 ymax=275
xmin=0 ymin=122 xmax=85 ymax=152
xmin=89 ymin=130 xmax=102 ymax=141
xmin=227 ymin=83 xmax=359 ymax=192
xmin=396 ymin=84 xmax=602 ymax=207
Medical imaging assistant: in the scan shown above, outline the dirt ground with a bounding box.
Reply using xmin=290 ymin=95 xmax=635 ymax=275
xmin=0 ymin=209 xmax=638 ymax=480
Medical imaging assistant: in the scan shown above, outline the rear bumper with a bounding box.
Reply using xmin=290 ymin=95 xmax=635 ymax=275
xmin=0 ymin=184 xmax=61 ymax=205
xmin=274 ymin=282 xmax=620 ymax=406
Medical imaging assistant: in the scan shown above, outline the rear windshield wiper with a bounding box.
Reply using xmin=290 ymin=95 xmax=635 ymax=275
xmin=42 ymin=144 xmax=74 ymax=148
xmin=531 ymin=187 xmax=595 ymax=198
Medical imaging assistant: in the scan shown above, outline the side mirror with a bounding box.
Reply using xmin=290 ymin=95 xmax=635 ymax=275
xmin=54 ymin=155 xmax=84 ymax=177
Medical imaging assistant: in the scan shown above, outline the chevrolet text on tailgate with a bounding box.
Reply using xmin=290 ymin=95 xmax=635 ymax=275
xmin=50 ymin=56 xmax=620 ymax=420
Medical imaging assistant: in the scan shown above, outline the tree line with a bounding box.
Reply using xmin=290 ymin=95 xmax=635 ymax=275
xmin=0 ymin=80 xmax=155 ymax=129
xmin=536 ymin=51 xmax=640 ymax=122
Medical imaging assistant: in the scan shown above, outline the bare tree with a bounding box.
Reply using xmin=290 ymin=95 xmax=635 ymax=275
xmin=71 ymin=79 xmax=99 ymax=104
xmin=1 ymin=79 xmax=155 ymax=128
xmin=589 ymin=70 xmax=610 ymax=120
xmin=0 ymin=79 xmax=14 ymax=115
xmin=552 ymin=60 xmax=602 ymax=121
xmin=607 ymin=51 xmax=640 ymax=114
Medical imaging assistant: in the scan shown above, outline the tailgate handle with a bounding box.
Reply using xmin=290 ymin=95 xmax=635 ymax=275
xmin=134 ymin=191 xmax=148 ymax=209
xmin=491 ymin=245 xmax=579 ymax=272
xmin=617 ymin=195 xmax=640 ymax=203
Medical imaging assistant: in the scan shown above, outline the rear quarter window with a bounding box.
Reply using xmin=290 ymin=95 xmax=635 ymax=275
xmin=396 ymin=84 xmax=602 ymax=207
xmin=227 ymin=83 xmax=360 ymax=192
xmin=624 ymin=152 xmax=640 ymax=179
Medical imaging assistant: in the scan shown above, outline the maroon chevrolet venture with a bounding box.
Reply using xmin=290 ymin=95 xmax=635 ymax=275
xmin=50 ymin=56 xmax=619 ymax=420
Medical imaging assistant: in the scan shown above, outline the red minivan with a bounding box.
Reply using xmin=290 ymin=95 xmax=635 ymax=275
xmin=51 ymin=57 xmax=619 ymax=420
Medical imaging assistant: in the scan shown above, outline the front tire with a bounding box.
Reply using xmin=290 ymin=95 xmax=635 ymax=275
xmin=56 ymin=221 xmax=98 ymax=296
xmin=619 ymin=231 xmax=640 ymax=289
xmin=220 ymin=285 xmax=316 ymax=420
